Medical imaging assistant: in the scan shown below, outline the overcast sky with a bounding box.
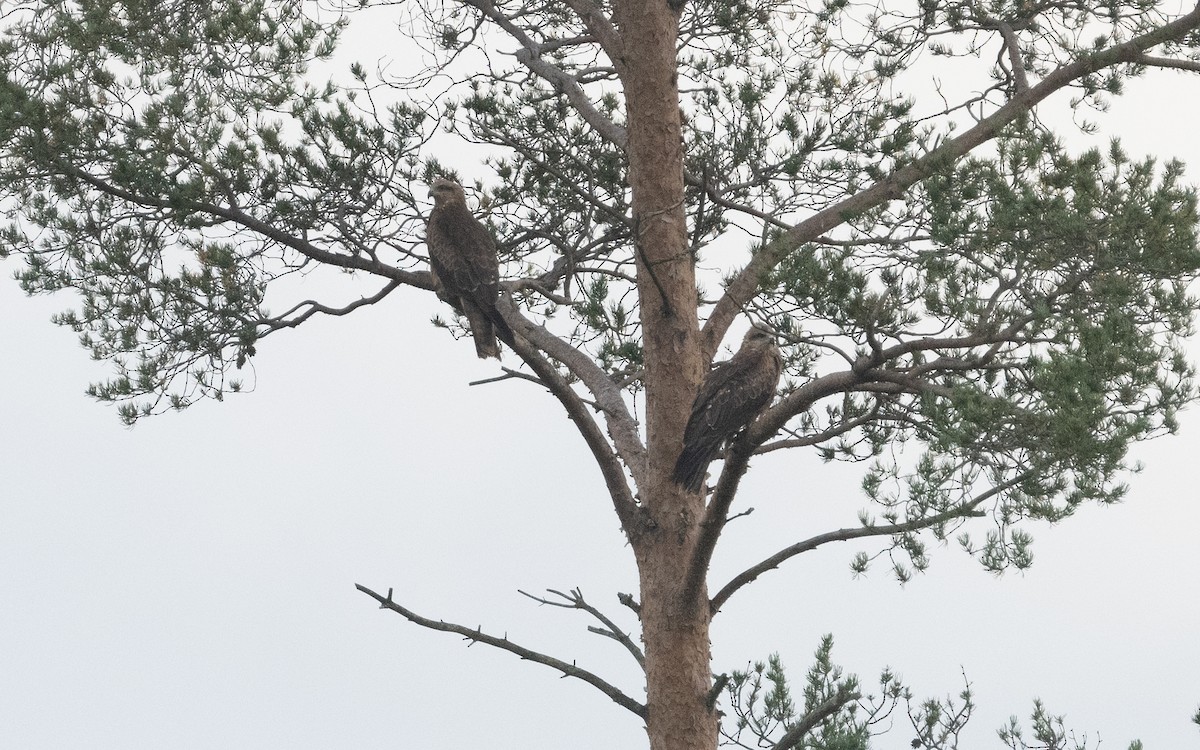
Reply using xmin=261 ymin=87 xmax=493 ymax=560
xmin=3 ymin=12 xmax=1200 ymax=750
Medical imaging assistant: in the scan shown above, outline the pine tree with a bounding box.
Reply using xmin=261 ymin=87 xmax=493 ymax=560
xmin=4 ymin=2 xmax=1200 ymax=748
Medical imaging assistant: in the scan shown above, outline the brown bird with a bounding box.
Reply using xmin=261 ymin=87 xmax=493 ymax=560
xmin=672 ymin=328 xmax=782 ymax=492
xmin=426 ymin=178 xmax=516 ymax=359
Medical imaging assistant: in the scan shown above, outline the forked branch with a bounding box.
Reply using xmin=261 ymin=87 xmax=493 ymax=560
xmin=499 ymin=295 xmax=648 ymax=490
xmin=503 ymin=328 xmax=642 ymax=535
xmin=518 ymin=587 xmax=645 ymax=669
xmin=355 ymin=584 xmax=647 ymax=718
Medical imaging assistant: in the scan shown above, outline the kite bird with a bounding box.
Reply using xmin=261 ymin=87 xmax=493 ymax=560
xmin=426 ymin=178 xmax=516 ymax=359
xmin=672 ymin=328 xmax=782 ymax=492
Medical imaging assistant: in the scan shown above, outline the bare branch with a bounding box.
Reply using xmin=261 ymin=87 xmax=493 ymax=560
xmin=617 ymin=592 xmax=641 ymax=618
xmin=706 ymin=673 xmax=730 ymax=711
xmin=259 ymin=279 xmax=403 ymax=333
xmin=518 ymin=588 xmax=645 ymax=669
xmin=501 ymin=277 xmax=574 ymax=305
xmin=755 ymin=402 xmax=884 ymax=454
xmin=562 ymin=0 xmax=624 ymax=66
xmin=468 ymin=366 xmax=556 ymax=391
xmin=994 ymin=21 xmax=1030 ymax=93
xmin=502 ymin=320 xmax=643 ymax=535
xmin=355 ymin=584 xmax=646 ymax=718
xmin=499 ymin=295 xmax=648 ymax=490
xmin=1133 ymin=52 xmax=1200 ymax=72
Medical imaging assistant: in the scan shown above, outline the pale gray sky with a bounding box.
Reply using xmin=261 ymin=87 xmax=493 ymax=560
xmin=2 ymin=12 xmax=1200 ymax=750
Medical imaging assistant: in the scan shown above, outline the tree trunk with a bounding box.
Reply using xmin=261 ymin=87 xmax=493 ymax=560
xmin=613 ymin=2 xmax=716 ymax=749
xmin=636 ymin=535 xmax=718 ymax=750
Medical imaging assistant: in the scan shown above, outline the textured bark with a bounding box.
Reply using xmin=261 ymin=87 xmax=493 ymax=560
xmin=635 ymin=538 xmax=717 ymax=750
xmin=613 ymin=2 xmax=717 ymax=749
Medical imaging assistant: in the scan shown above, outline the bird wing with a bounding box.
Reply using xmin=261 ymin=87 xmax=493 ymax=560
xmin=427 ymin=204 xmax=500 ymax=302
xmin=688 ymin=352 xmax=776 ymax=437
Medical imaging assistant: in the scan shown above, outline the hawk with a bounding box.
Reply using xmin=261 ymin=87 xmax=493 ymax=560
xmin=426 ymin=178 xmax=516 ymax=359
xmin=672 ymin=328 xmax=782 ymax=492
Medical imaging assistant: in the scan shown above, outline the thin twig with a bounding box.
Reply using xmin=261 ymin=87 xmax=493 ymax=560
xmin=468 ymin=367 xmax=548 ymax=389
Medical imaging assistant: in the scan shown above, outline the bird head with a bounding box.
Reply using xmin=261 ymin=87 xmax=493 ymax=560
xmin=742 ymin=327 xmax=777 ymax=350
xmin=429 ymin=178 xmax=467 ymax=207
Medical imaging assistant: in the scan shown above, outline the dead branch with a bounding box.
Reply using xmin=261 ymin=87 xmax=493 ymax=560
xmin=518 ymin=587 xmax=645 ymax=669
xmin=355 ymin=584 xmax=646 ymax=718
xmin=260 ymin=279 xmax=403 ymax=333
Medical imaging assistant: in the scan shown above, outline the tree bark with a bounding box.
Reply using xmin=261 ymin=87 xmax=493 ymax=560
xmin=635 ymin=539 xmax=717 ymax=750
xmin=613 ymin=2 xmax=717 ymax=748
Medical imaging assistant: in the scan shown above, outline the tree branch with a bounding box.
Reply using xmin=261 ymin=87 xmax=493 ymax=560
xmin=684 ymin=370 xmax=866 ymax=602
xmin=755 ymin=401 xmax=885 ymax=454
xmin=562 ymin=0 xmax=625 ymax=69
xmin=701 ymin=2 xmax=1200 ymax=356
xmin=517 ymin=587 xmax=645 ymax=669
xmin=355 ymin=584 xmax=646 ymax=718
xmin=462 ymin=0 xmax=628 ymax=148
xmin=994 ymin=21 xmax=1030 ymax=93
xmin=503 ymin=319 xmax=643 ymax=535
xmin=259 ymin=278 xmax=403 ymax=333
xmin=1132 ymin=52 xmax=1200 ymax=72
xmin=771 ymin=686 xmax=862 ymax=750
xmin=53 ymin=159 xmax=432 ymax=288
xmin=709 ymin=473 xmax=1036 ymax=614
xmin=499 ymin=295 xmax=648 ymax=493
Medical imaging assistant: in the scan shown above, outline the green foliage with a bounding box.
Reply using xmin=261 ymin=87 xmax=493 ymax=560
xmin=722 ymin=636 xmax=979 ymax=749
xmin=996 ymin=699 xmax=1129 ymax=750
xmin=725 ymin=641 xmax=1166 ymax=749
xmin=723 ymin=637 xmax=877 ymax=749
xmin=0 ymin=1 xmax=431 ymax=422
xmin=773 ymin=130 xmax=1200 ymax=577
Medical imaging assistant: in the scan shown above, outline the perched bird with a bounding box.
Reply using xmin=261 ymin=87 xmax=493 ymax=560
xmin=426 ymin=178 xmax=516 ymax=359
xmin=672 ymin=328 xmax=782 ymax=492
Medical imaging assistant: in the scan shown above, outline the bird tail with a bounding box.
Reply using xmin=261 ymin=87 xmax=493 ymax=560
xmin=470 ymin=322 xmax=501 ymax=359
xmin=671 ymin=437 xmax=723 ymax=493
xmin=487 ymin=305 xmax=516 ymax=347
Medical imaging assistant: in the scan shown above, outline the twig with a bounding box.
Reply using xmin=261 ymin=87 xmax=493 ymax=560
xmin=706 ymin=673 xmax=730 ymax=711
xmin=617 ymin=592 xmax=641 ymax=618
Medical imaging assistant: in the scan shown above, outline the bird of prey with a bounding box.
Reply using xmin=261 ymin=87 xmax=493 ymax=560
xmin=672 ymin=328 xmax=782 ymax=492
xmin=426 ymin=178 xmax=516 ymax=359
